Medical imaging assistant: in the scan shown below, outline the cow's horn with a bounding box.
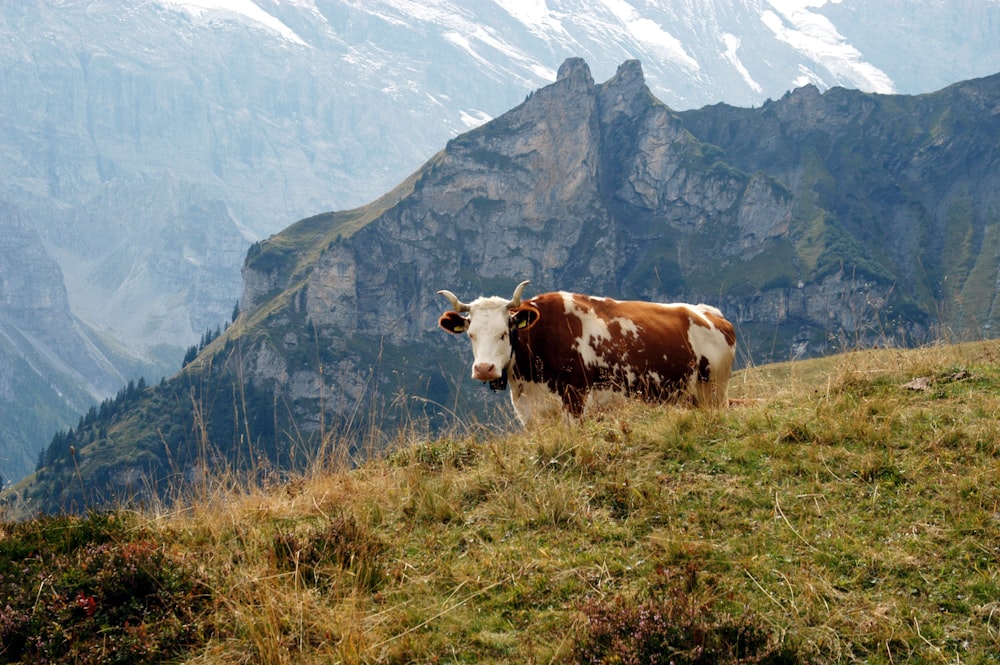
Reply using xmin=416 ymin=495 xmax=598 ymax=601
xmin=437 ymin=289 xmax=470 ymax=313
xmin=508 ymin=280 xmax=531 ymax=308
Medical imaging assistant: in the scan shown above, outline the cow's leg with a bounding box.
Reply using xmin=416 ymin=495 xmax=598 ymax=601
xmin=693 ymin=358 xmax=732 ymax=409
xmin=694 ymin=380 xmax=720 ymax=408
xmin=560 ymin=386 xmax=587 ymax=420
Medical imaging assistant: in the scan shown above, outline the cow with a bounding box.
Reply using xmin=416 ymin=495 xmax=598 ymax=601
xmin=437 ymin=280 xmax=736 ymax=427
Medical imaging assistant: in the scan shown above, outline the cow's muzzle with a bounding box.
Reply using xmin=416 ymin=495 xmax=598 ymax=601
xmin=473 ymin=362 xmax=501 ymax=382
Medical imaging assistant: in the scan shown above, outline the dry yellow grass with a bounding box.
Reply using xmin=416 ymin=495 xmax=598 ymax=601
xmin=4 ymin=340 xmax=1000 ymax=663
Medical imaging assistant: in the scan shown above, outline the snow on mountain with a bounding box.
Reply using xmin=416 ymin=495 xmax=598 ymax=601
xmin=159 ymin=0 xmax=308 ymax=44
xmin=594 ymin=0 xmax=702 ymax=72
xmin=142 ymin=0 xmax=1000 ymax=119
xmin=762 ymin=0 xmax=895 ymax=92
xmin=148 ymin=0 xmax=926 ymax=109
xmin=721 ymin=32 xmax=764 ymax=94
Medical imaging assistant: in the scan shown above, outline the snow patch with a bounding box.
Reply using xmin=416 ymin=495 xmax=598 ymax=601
xmin=459 ymin=109 xmax=493 ymax=129
xmin=721 ymin=33 xmax=762 ymax=94
xmin=492 ymin=0 xmax=569 ymax=40
xmin=159 ymin=0 xmax=308 ymax=46
xmin=791 ymin=64 xmax=827 ymax=89
xmin=597 ymin=0 xmax=700 ymax=72
xmin=761 ymin=0 xmax=895 ymax=93
xmin=340 ymin=1 xmax=557 ymax=87
xmin=529 ymin=63 xmax=558 ymax=81
xmin=443 ymin=31 xmax=498 ymax=74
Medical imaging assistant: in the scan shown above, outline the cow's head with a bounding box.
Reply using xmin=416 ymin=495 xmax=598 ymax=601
xmin=438 ymin=280 xmax=539 ymax=385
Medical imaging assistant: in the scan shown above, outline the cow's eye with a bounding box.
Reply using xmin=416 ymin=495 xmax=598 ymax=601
xmin=501 ymin=332 xmax=507 ymax=341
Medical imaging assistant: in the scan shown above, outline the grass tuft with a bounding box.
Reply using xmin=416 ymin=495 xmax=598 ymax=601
xmin=573 ymin=563 xmax=799 ymax=664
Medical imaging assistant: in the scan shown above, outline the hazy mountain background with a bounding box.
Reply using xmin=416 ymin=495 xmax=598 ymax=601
xmin=10 ymin=55 xmax=1000 ymax=515
xmin=2 ymin=0 xmax=1000 ymax=484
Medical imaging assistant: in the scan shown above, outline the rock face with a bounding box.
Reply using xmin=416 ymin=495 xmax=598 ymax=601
xmin=0 ymin=206 xmax=126 ymax=481
xmin=680 ymin=75 xmax=1000 ymax=351
xmin=12 ymin=59 xmax=1000 ymax=514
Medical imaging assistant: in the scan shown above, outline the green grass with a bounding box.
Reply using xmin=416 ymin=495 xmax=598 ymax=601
xmin=3 ymin=341 xmax=1000 ymax=663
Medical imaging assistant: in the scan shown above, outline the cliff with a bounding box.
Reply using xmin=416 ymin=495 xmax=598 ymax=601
xmin=0 ymin=205 xmax=133 ymax=482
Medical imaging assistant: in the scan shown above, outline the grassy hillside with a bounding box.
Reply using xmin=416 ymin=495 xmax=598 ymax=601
xmin=2 ymin=342 xmax=999 ymax=663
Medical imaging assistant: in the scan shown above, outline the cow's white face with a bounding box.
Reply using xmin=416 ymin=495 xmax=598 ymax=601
xmin=438 ymin=281 xmax=538 ymax=384
xmin=440 ymin=297 xmax=513 ymax=382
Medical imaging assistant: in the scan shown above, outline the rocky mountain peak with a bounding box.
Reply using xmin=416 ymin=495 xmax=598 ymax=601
xmin=606 ymin=59 xmax=646 ymax=95
xmin=555 ymin=57 xmax=594 ymax=88
xmin=597 ymin=59 xmax=657 ymax=128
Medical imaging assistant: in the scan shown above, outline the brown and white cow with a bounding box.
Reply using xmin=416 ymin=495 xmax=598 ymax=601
xmin=437 ymin=280 xmax=736 ymax=427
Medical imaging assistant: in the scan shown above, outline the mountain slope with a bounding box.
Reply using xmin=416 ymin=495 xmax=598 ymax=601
xmin=0 ymin=206 xmax=135 ymax=483
xmin=10 ymin=58 xmax=1000 ymax=514
xmin=680 ymin=74 xmax=1000 ymax=343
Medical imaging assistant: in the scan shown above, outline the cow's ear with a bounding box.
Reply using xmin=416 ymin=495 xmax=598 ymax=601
xmin=439 ymin=311 xmax=469 ymax=334
xmin=510 ymin=305 xmax=540 ymax=331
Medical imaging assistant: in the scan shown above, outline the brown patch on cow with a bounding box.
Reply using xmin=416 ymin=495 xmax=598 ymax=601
xmin=512 ymin=294 xmax=586 ymax=414
xmin=697 ymin=308 xmax=737 ymax=347
xmin=591 ymin=299 xmax=699 ymax=400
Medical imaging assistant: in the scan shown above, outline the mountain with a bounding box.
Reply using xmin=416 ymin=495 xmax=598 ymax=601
xmin=2 ymin=0 xmax=999 ymax=484
xmin=679 ymin=76 xmax=1000 ymax=347
xmin=0 ymin=207 xmax=114 ymax=483
xmin=8 ymin=57 xmax=1000 ymax=516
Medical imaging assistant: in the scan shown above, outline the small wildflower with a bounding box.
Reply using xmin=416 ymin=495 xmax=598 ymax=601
xmin=75 ymin=591 xmax=97 ymax=617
